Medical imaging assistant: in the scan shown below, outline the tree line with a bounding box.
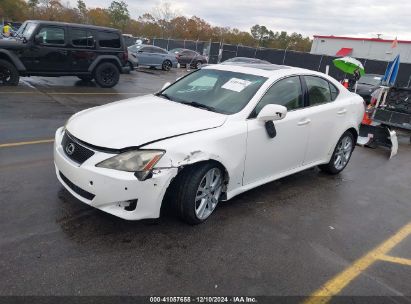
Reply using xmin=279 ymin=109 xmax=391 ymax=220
xmin=0 ymin=0 xmax=312 ymax=52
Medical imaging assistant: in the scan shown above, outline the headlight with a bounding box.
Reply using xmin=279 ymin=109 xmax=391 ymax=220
xmin=96 ymin=150 xmax=165 ymax=180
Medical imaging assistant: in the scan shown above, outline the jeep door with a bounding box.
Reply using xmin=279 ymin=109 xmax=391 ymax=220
xmin=29 ymin=25 xmax=70 ymax=72
xmin=68 ymin=27 xmax=96 ymax=72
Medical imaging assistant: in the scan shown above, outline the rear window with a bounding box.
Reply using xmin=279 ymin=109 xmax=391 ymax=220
xmin=98 ymin=31 xmax=121 ymax=48
xmin=71 ymin=28 xmax=95 ymax=47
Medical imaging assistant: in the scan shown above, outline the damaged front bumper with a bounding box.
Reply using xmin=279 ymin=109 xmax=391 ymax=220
xmin=54 ymin=128 xmax=178 ymax=220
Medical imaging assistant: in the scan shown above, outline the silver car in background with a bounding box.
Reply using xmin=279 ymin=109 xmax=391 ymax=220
xmin=128 ymin=44 xmax=178 ymax=71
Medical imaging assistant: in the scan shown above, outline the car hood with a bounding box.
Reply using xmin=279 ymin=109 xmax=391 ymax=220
xmin=66 ymin=95 xmax=227 ymax=149
xmin=0 ymin=39 xmax=26 ymax=49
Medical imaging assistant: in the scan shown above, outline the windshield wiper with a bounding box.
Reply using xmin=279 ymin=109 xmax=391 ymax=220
xmin=180 ymin=101 xmax=217 ymax=112
xmin=155 ymin=92 xmax=172 ymax=101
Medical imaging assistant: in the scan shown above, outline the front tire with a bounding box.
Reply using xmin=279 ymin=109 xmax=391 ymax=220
xmin=0 ymin=59 xmax=19 ymax=86
xmin=194 ymin=61 xmax=202 ymax=69
xmin=175 ymin=163 xmax=224 ymax=225
xmin=94 ymin=62 xmax=120 ymax=88
xmin=319 ymin=131 xmax=355 ymax=174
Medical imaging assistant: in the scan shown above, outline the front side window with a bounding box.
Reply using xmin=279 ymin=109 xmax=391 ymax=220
xmin=305 ymin=76 xmax=332 ymax=106
xmin=160 ymin=69 xmax=267 ymax=114
xmin=71 ymin=29 xmax=95 ymax=47
xmin=98 ymin=31 xmax=121 ymax=48
xmin=252 ymin=76 xmax=303 ymax=117
xmin=16 ymin=22 xmax=37 ymax=39
xmin=38 ymin=27 xmax=65 ymax=45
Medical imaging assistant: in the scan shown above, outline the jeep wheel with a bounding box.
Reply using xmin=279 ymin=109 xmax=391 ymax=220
xmin=78 ymin=75 xmax=93 ymax=82
xmin=0 ymin=59 xmax=19 ymax=86
xmin=94 ymin=62 xmax=120 ymax=88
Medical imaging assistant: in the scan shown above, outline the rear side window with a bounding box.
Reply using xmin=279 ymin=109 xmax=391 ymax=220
xmin=38 ymin=27 xmax=65 ymax=45
xmin=329 ymin=82 xmax=339 ymax=101
xmin=98 ymin=31 xmax=121 ymax=48
xmin=71 ymin=28 xmax=95 ymax=47
xmin=304 ymin=76 xmax=332 ymax=106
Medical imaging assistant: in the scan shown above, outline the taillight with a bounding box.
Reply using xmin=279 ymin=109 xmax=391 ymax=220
xmin=123 ymin=51 xmax=128 ymax=62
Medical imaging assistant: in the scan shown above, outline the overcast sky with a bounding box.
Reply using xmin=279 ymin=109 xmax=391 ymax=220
xmin=66 ymin=0 xmax=411 ymax=40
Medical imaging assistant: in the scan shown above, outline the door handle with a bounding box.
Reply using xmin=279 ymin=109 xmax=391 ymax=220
xmin=297 ymin=118 xmax=311 ymax=126
xmin=59 ymin=50 xmax=68 ymax=55
xmin=337 ymin=109 xmax=347 ymax=115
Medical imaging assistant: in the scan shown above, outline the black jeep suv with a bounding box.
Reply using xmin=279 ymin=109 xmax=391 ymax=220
xmin=0 ymin=20 xmax=129 ymax=88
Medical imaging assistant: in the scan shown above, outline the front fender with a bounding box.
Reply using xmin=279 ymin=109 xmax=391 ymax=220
xmin=145 ymin=122 xmax=248 ymax=194
xmin=0 ymin=49 xmax=26 ymax=71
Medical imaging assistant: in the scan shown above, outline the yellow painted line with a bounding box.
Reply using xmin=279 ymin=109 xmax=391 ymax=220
xmin=0 ymin=92 xmax=140 ymax=95
xmin=379 ymin=255 xmax=411 ymax=267
xmin=0 ymin=139 xmax=54 ymax=148
xmin=303 ymin=221 xmax=411 ymax=304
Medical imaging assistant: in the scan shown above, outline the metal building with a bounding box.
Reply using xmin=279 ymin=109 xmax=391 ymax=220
xmin=310 ymin=35 xmax=411 ymax=63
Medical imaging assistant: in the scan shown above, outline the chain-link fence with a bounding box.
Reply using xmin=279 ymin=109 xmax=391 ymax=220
xmin=222 ymin=43 xmax=411 ymax=87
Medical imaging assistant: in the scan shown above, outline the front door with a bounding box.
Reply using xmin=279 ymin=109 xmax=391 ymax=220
xmin=243 ymin=76 xmax=311 ymax=185
xmin=29 ymin=25 xmax=69 ymax=72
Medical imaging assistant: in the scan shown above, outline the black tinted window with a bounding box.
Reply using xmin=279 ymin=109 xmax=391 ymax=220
xmin=71 ymin=28 xmax=95 ymax=47
xmin=305 ymin=76 xmax=332 ymax=106
xmin=38 ymin=27 xmax=65 ymax=45
xmin=253 ymin=76 xmax=303 ymax=116
xmin=98 ymin=31 xmax=121 ymax=48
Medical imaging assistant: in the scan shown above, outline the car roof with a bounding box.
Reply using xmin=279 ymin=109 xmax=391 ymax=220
xmin=135 ymin=44 xmax=163 ymax=48
xmin=25 ymin=20 xmax=121 ymax=32
xmin=204 ymin=63 xmax=328 ymax=78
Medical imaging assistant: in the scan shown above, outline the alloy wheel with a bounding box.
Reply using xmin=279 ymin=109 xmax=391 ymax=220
xmin=101 ymin=68 xmax=115 ymax=85
xmin=195 ymin=168 xmax=223 ymax=220
xmin=334 ymin=135 xmax=353 ymax=170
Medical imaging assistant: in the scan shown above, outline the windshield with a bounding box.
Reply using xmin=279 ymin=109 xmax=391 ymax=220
xmin=160 ymin=69 xmax=267 ymax=114
xmin=358 ymin=75 xmax=382 ymax=86
xmin=15 ymin=22 xmax=37 ymax=39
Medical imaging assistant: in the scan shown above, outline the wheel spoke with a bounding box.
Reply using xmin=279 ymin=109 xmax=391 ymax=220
xmin=196 ymin=199 xmax=207 ymax=217
xmin=210 ymin=173 xmax=221 ymax=190
xmin=195 ymin=192 xmax=207 ymax=201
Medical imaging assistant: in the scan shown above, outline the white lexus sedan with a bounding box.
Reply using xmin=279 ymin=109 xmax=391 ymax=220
xmin=54 ymin=64 xmax=364 ymax=224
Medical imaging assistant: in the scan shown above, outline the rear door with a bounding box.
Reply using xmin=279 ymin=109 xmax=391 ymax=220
xmin=30 ymin=25 xmax=70 ymax=72
xmin=149 ymin=47 xmax=165 ymax=65
xmin=179 ymin=50 xmax=194 ymax=65
xmin=301 ymin=75 xmax=348 ymax=165
xmin=68 ymin=27 xmax=96 ymax=72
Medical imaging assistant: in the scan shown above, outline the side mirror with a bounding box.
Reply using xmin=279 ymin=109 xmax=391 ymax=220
xmin=257 ymin=104 xmax=287 ymax=121
xmin=162 ymin=82 xmax=171 ymax=90
xmin=34 ymin=34 xmax=43 ymax=44
xmin=137 ymin=50 xmax=143 ymax=53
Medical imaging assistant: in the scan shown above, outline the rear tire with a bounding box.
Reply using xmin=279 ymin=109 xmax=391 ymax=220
xmin=0 ymin=59 xmax=19 ymax=86
xmin=94 ymin=62 xmax=120 ymax=88
xmin=174 ymin=162 xmax=224 ymax=225
xmin=162 ymin=60 xmax=172 ymax=71
xmin=319 ymin=131 xmax=355 ymax=174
